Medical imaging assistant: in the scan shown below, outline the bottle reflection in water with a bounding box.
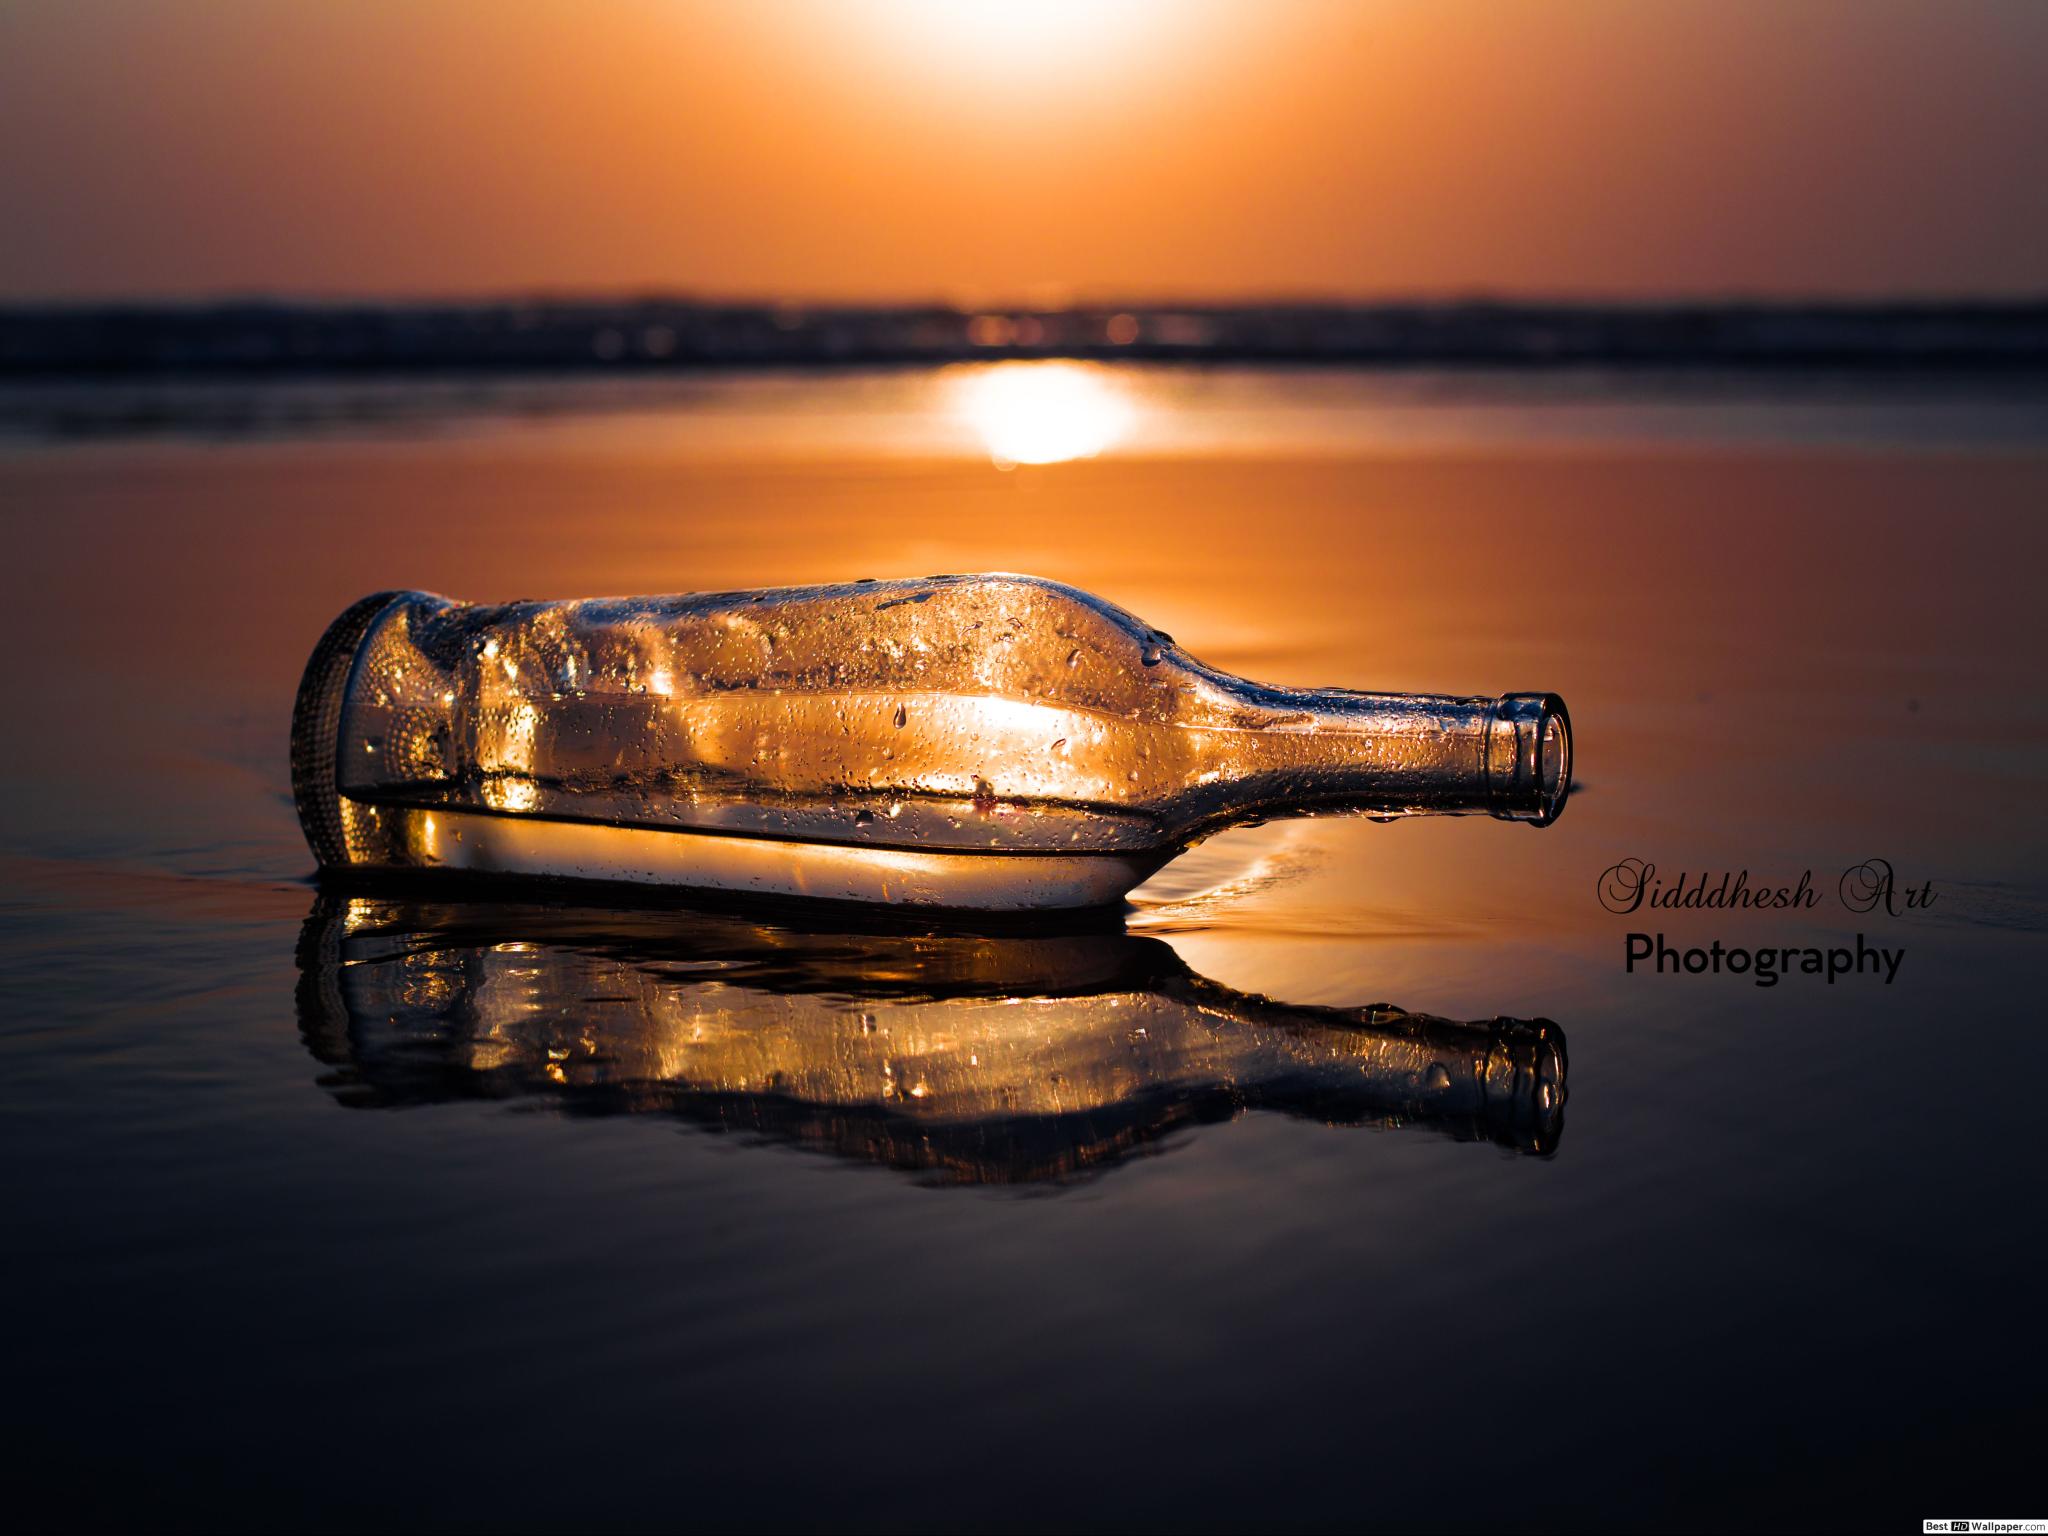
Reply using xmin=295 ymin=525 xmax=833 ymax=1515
xmin=296 ymin=893 xmax=1568 ymax=1183
xmin=293 ymin=576 xmax=1570 ymax=909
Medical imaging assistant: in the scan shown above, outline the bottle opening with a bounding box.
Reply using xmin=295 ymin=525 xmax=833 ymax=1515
xmin=1485 ymin=693 xmax=1572 ymax=827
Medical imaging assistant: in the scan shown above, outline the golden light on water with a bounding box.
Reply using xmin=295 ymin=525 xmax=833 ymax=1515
xmin=952 ymin=362 xmax=1135 ymax=467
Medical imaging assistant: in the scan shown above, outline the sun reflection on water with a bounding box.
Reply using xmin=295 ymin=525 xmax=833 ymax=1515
xmin=951 ymin=361 xmax=1135 ymax=468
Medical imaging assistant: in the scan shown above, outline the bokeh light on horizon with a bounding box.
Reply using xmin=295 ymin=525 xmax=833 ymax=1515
xmin=0 ymin=0 xmax=2043 ymax=301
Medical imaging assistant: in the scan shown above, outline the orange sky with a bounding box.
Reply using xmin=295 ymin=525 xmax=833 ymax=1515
xmin=1 ymin=0 xmax=2043 ymax=302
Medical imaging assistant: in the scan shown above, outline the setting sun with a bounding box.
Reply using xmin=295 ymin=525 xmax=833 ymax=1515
xmin=820 ymin=0 xmax=1216 ymax=96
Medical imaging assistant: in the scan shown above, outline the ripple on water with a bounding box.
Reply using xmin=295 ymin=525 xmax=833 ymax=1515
xmin=1125 ymin=821 xmax=1323 ymax=931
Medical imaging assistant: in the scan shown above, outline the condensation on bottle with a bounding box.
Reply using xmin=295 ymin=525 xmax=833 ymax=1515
xmin=291 ymin=574 xmax=1570 ymax=910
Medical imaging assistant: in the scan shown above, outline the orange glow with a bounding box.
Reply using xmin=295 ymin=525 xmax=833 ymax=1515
xmin=0 ymin=1 xmax=2040 ymax=299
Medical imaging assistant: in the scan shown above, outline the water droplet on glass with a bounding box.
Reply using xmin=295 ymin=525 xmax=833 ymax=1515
xmin=893 ymin=704 xmax=907 ymax=728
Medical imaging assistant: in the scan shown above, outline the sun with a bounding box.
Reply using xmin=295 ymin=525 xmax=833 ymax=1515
xmin=870 ymin=0 xmax=1167 ymax=58
xmin=820 ymin=0 xmax=1222 ymax=98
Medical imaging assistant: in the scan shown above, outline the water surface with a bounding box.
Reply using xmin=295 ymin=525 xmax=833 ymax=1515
xmin=3 ymin=367 xmax=2044 ymax=1531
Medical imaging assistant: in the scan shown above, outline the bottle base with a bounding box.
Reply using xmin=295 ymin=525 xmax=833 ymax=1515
xmin=334 ymin=798 xmax=1173 ymax=912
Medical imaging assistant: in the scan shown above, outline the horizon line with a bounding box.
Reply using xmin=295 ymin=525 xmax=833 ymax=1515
xmin=6 ymin=289 xmax=2048 ymax=313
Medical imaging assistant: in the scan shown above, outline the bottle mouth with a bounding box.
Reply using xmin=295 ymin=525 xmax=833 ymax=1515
xmin=1484 ymin=693 xmax=1572 ymax=827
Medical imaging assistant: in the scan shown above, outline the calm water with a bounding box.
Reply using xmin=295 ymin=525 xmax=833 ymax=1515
xmin=3 ymin=366 xmax=2045 ymax=1531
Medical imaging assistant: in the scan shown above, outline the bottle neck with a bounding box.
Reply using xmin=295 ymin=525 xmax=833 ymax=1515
xmin=1187 ymin=686 xmax=1572 ymax=828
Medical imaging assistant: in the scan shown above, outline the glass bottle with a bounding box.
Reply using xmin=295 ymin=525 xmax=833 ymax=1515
xmin=297 ymin=890 xmax=1569 ymax=1177
xmin=292 ymin=575 xmax=1570 ymax=909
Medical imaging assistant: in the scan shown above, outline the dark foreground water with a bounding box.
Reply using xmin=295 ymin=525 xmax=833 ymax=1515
xmin=2 ymin=367 xmax=2045 ymax=1532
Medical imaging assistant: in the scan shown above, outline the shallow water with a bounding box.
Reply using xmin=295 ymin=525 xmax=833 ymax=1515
xmin=3 ymin=367 xmax=2045 ymax=1530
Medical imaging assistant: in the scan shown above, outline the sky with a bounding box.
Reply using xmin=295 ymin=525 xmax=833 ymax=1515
xmin=1 ymin=0 xmax=2044 ymax=303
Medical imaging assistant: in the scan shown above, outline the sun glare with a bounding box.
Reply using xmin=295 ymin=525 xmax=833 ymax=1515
xmin=861 ymin=0 xmax=1173 ymax=63
xmin=824 ymin=0 xmax=1222 ymax=99
xmin=952 ymin=362 xmax=1135 ymax=468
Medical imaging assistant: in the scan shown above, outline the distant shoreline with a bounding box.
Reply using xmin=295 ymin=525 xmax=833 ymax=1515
xmin=4 ymin=300 xmax=2045 ymax=376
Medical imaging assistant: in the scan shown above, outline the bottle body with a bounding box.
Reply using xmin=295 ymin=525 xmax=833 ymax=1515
xmin=293 ymin=575 xmax=1569 ymax=908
